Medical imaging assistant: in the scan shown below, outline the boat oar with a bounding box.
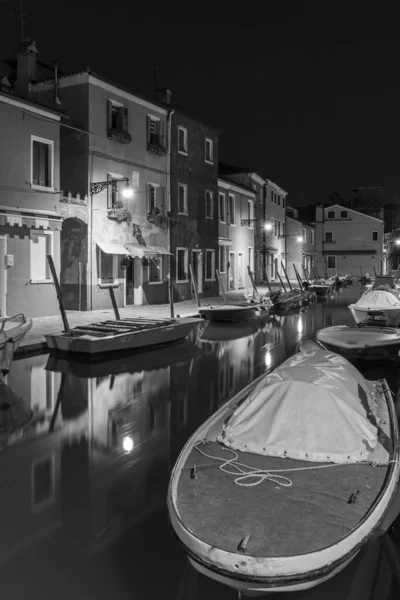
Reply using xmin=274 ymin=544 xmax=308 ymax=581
xmin=281 ymin=261 xmax=293 ymax=291
xmin=276 ymin=271 xmax=287 ymax=293
xmin=47 ymin=254 xmax=70 ymax=332
xmin=215 ymin=269 xmax=227 ymax=304
xmin=189 ymin=264 xmax=201 ymax=308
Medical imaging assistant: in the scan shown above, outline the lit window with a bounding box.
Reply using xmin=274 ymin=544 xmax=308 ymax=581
xmin=178 ymin=126 xmax=188 ymax=154
xmin=219 ymin=192 xmax=226 ymax=222
xmin=97 ymin=246 xmax=118 ymax=284
xmin=205 ymin=138 xmax=213 ymax=163
xmin=31 ymin=137 xmax=53 ymax=189
xmin=176 ymin=248 xmax=188 ymax=282
xmin=30 ymin=231 xmax=52 ymax=282
xmin=149 ymin=256 xmax=163 ymax=283
xmin=205 ymin=190 xmax=213 ymax=219
xmin=178 ymin=183 xmax=188 ymax=214
xmin=205 ymin=249 xmax=215 ymax=280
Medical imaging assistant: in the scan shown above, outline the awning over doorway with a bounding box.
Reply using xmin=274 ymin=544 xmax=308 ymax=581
xmin=124 ymin=243 xmax=172 ymax=258
xmin=218 ymin=239 xmax=233 ymax=246
xmin=96 ymin=241 xmax=129 ymax=255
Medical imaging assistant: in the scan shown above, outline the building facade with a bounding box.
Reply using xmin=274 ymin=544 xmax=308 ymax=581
xmin=0 ymin=41 xmax=63 ymax=318
xmin=314 ymin=204 xmax=384 ymax=277
xmin=284 ymin=214 xmax=304 ymax=281
xmin=218 ymin=178 xmax=255 ymax=293
xmin=33 ymin=70 xmax=171 ymax=310
xmin=169 ymin=111 xmax=219 ymax=301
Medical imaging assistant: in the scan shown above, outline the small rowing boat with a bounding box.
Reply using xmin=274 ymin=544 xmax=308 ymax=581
xmin=168 ymin=338 xmax=400 ymax=595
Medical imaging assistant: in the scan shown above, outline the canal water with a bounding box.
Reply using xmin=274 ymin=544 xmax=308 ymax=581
xmin=0 ymin=283 xmax=399 ymax=599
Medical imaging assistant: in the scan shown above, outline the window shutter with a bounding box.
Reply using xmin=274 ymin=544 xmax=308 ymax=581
xmin=107 ymin=100 xmax=112 ymax=129
xmin=158 ymin=185 xmax=165 ymax=211
xmin=122 ymin=107 xmax=129 ymax=132
xmin=32 ymin=140 xmax=39 ymax=185
xmin=146 ymin=116 xmax=151 ymax=143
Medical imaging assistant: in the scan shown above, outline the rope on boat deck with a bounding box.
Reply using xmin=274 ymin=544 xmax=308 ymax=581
xmin=193 ymin=441 xmax=400 ymax=488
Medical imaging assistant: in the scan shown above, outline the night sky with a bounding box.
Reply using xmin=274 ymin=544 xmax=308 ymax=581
xmin=1 ymin=1 xmax=400 ymax=206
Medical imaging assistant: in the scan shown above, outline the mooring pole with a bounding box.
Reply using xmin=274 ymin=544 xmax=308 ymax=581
xmin=47 ymin=254 xmax=70 ymax=332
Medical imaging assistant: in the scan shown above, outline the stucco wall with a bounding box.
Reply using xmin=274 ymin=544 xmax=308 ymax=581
xmin=285 ymin=217 xmax=303 ymax=280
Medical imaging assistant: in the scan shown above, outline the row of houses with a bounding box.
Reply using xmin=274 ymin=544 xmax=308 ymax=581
xmin=0 ymin=39 xmax=386 ymax=318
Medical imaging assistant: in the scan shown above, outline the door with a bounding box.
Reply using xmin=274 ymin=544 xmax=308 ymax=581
xmin=0 ymin=237 xmax=6 ymax=317
xmin=238 ymin=252 xmax=244 ymax=288
xmin=229 ymin=252 xmax=236 ymax=290
xmin=192 ymin=250 xmax=203 ymax=294
xmin=125 ymin=256 xmax=134 ymax=305
xmin=274 ymin=257 xmax=278 ymax=280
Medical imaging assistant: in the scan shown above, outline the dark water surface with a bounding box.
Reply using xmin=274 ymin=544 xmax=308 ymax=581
xmin=1 ymin=283 xmax=400 ymax=599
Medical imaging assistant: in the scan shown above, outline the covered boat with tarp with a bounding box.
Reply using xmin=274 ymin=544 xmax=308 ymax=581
xmin=349 ymin=288 xmax=400 ymax=327
xmin=168 ymin=340 xmax=400 ymax=595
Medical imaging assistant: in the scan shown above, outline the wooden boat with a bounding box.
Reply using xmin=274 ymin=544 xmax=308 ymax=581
xmin=45 ymin=316 xmax=202 ymax=355
xmin=349 ymin=289 xmax=400 ymax=327
xmin=272 ymin=289 xmax=303 ymax=312
xmin=316 ymin=324 xmax=400 ymax=361
xmin=168 ymin=338 xmax=400 ymax=595
xmin=198 ymin=302 xmax=271 ymax=323
xmin=0 ymin=313 xmax=32 ymax=350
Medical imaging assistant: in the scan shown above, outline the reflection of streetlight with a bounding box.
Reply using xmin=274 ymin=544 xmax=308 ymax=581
xmin=122 ymin=436 xmax=134 ymax=452
xmin=395 ymin=240 xmax=400 ymax=246
xmin=297 ymin=316 xmax=303 ymax=334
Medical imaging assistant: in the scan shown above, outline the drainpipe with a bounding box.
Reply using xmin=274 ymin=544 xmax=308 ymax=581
xmin=167 ymin=107 xmax=174 ymax=297
xmin=88 ymin=153 xmax=94 ymax=311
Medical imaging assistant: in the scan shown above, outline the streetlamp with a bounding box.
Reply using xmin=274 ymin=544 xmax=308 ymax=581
xmin=90 ymin=177 xmax=134 ymax=198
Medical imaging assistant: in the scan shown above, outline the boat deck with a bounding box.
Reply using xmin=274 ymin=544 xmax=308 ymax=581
xmin=176 ymin=443 xmax=389 ymax=558
xmin=70 ymin=317 xmax=178 ymax=337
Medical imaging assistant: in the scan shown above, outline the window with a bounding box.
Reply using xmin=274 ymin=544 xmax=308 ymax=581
xmin=107 ymin=100 xmax=128 ymax=131
xmin=340 ymin=210 xmax=348 ymax=219
xmin=248 ymin=247 xmax=254 ymax=272
xmin=30 ymin=230 xmax=53 ymax=283
xmin=178 ymin=126 xmax=188 ymax=154
xmin=147 ymin=115 xmax=162 ymax=145
xmin=327 ymin=255 xmax=336 ymax=269
xmin=219 ymin=192 xmax=226 ymax=222
xmin=205 ymin=138 xmax=214 ymax=163
xmin=247 ymin=200 xmax=254 ymax=226
xmin=271 ymin=190 xmax=274 ymax=203
xmin=176 ymin=248 xmax=188 ymax=282
xmin=148 ymin=256 xmax=163 ymax=283
xmin=107 ymin=173 xmax=124 ymax=209
xmin=219 ymin=245 xmax=226 ymax=273
xmin=97 ymin=246 xmax=118 ymax=285
xmin=282 ymin=222 xmax=285 ymax=237
xmin=274 ymin=219 xmax=277 ymax=236
xmin=278 ymin=221 xmax=281 ymax=236
xmin=31 ymin=136 xmax=53 ymax=189
xmin=178 ymin=183 xmax=188 ymax=214
xmin=325 ymin=231 xmax=333 ymax=243
xmin=327 ymin=210 xmax=335 ymax=219
xmin=282 ymin=197 xmax=285 ymax=208
xmin=303 ymin=228 xmax=307 ymax=243
xmin=205 ymin=249 xmax=215 ymax=280
xmin=372 ymin=231 xmax=379 ymax=242
xmin=277 ymin=194 xmax=281 ymax=206
xmin=205 ymin=190 xmax=213 ymax=219
xmin=310 ymin=229 xmax=315 ymax=244
xmin=148 ymin=183 xmax=159 ymax=212
xmin=228 ymin=194 xmax=235 ymax=225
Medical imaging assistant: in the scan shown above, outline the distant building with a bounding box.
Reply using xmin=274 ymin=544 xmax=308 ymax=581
xmin=169 ymin=109 xmax=219 ymax=301
xmin=287 ymin=206 xmax=316 ymax=278
xmin=284 ymin=209 xmax=304 ymax=281
xmin=0 ymin=40 xmax=63 ymax=318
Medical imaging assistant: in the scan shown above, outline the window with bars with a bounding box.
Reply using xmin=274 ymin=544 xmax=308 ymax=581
xmin=32 ymin=137 xmax=52 ymax=188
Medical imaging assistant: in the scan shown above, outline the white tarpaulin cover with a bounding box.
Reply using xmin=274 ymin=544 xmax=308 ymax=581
xmin=218 ymin=350 xmax=380 ymax=464
xmin=351 ymin=290 xmax=400 ymax=310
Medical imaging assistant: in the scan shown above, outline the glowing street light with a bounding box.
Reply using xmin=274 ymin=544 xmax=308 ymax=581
xmin=395 ymin=239 xmax=400 ymax=246
xmin=122 ymin=181 xmax=134 ymax=199
xmin=264 ymin=222 xmax=273 ymax=231
xmin=122 ymin=435 xmax=134 ymax=453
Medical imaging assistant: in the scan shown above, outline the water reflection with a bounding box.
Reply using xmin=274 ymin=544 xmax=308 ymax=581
xmin=0 ymin=284 xmax=398 ymax=598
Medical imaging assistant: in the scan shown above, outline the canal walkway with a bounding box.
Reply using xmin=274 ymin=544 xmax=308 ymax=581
xmin=16 ymin=283 xmax=282 ymax=356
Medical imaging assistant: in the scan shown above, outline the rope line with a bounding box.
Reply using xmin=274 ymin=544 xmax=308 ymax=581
xmin=192 ymin=441 xmax=400 ymax=488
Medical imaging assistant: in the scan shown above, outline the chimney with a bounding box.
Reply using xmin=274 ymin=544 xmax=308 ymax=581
xmin=156 ymin=88 xmax=172 ymax=106
xmin=15 ymin=39 xmax=38 ymax=98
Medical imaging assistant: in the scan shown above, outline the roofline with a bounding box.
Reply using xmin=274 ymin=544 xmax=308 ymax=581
xmin=324 ymin=204 xmax=384 ymax=223
xmin=218 ymin=178 xmax=256 ymax=198
xmin=0 ymin=90 xmax=62 ymax=121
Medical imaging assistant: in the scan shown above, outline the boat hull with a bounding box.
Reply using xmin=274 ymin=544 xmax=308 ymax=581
xmin=349 ymin=306 xmax=400 ymax=327
xmin=168 ymin=353 xmax=400 ymax=595
xmin=316 ymin=325 xmax=400 ymax=360
xmin=0 ymin=315 xmax=33 ymax=350
xmin=198 ymin=304 xmax=270 ymax=323
xmin=45 ymin=317 xmax=201 ymax=355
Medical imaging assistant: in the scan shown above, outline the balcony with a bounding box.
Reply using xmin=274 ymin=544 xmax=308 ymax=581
xmin=147 ymin=134 xmax=167 ymax=156
xmin=107 ymin=128 xmax=132 ymax=144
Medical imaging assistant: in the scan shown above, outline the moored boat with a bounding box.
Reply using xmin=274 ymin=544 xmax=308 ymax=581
xmin=349 ymin=288 xmax=400 ymax=327
xmin=167 ymin=339 xmax=400 ymax=595
xmin=0 ymin=313 xmax=32 ymax=350
xmin=45 ymin=316 xmax=202 ymax=355
xmin=316 ymin=324 xmax=400 ymax=361
xmin=198 ymin=302 xmax=271 ymax=323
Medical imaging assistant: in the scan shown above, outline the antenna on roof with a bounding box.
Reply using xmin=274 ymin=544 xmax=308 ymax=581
xmin=8 ymin=0 xmax=35 ymax=41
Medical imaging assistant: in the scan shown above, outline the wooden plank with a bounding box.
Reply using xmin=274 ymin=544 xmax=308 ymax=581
xmin=108 ymin=287 xmax=120 ymax=320
xmin=47 ymin=254 xmax=70 ymax=332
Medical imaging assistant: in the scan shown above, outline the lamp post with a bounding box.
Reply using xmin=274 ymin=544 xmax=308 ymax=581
xmin=90 ymin=177 xmax=134 ymax=198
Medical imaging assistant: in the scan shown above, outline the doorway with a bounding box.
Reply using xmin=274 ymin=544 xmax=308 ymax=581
xmin=0 ymin=236 xmax=6 ymax=317
xmin=238 ymin=252 xmax=244 ymax=288
xmin=126 ymin=257 xmax=134 ymax=305
xmin=229 ymin=252 xmax=236 ymax=290
xmin=192 ymin=250 xmax=203 ymax=294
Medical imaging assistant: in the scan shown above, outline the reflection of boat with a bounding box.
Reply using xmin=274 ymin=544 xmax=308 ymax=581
xmin=0 ymin=378 xmax=32 ymax=438
xmin=199 ymin=302 xmax=271 ymax=323
xmin=45 ymin=316 xmax=202 ymax=355
xmin=0 ymin=314 xmax=32 ymax=350
xmin=168 ymin=339 xmax=400 ymax=595
xmin=199 ymin=319 xmax=272 ymax=343
xmin=316 ymin=325 xmax=400 ymax=361
xmin=349 ymin=289 xmax=400 ymax=327
xmin=45 ymin=340 xmax=204 ymax=377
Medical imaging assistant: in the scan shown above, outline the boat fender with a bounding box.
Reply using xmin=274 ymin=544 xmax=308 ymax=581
xmin=237 ymin=533 xmax=251 ymax=553
xmin=347 ymin=489 xmax=360 ymax=504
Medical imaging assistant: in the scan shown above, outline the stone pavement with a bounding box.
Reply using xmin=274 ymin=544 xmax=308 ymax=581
xmin=16 ymin=283 xmax=283 ymax=356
